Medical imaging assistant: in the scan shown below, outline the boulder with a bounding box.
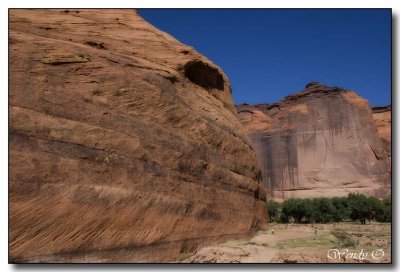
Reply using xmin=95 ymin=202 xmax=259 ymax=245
xmin=9 ymin=9 xmax=266 ymax=262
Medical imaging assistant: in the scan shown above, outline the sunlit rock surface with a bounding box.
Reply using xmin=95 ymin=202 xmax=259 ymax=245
xmin=9 ymin=9 xmax=266 ymax=262
xmin=237 ymin=83 xmax=391 ymax=200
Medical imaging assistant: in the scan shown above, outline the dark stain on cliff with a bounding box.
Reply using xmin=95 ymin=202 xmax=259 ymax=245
xmin=236 ymin=82 xmax=391 ymax=199
xmin=254 ymin=131 xmax=298 ymax=192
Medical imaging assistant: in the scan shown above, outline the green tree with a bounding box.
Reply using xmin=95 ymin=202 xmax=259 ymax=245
xmin=310 ymin=197 xmax=335 ymax=223
xmin=348 ymin=193 xmax=373 ymax=224
xmin=280 ymin=198 xmax=312 ymax=223
xmin=368 ymin=196 xmax=384 ymax=221
xmin=267 ymin=200 xmax=281 ymax=222
xmin=280 ymin=198 xmax=296 ymax=223
xmin=376 ymin=195 xmax=391 ymax=222
xmin=292 ymin=199 xmax=308 ymax=223
xmin=277 ymin=194 xmax=391 ymax=224
xmin=331 ymin=197 xmax=350 ymax=222
xmin=300 ymin=198 xmax=314 ymax=223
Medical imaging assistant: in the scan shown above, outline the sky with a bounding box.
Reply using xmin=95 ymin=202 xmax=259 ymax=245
xmin=138 ymin=9 xmax=391 ymax=106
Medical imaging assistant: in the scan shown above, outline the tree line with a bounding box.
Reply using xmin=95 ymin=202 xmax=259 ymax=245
xmin=267 ymin=193 xmax=391 ymax=224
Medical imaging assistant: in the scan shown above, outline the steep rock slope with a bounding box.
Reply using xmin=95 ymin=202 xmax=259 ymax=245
xmin=237 ymin=82 xmax=390 ymax=200
xmin=9 ymin=9 xmax=266 ymax=262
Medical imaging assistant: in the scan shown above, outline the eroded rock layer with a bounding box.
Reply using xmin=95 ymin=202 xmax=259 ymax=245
xmin=9 ymin=9 xmax=266 ymax=262
xmin=237 ymin=82 xmax=391 ymax=200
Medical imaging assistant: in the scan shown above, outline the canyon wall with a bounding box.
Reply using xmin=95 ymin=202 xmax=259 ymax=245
xmin=237 ymin=82 xmax=391 ymax=200
xmin=372 ymin=105 xmax=391 ymax=158
xmin=9 ymin=9 xmax=266 ymax=262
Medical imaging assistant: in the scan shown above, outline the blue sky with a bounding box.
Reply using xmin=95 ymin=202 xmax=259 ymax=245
xmin=138 ymin=9 xmax=391 ymax=106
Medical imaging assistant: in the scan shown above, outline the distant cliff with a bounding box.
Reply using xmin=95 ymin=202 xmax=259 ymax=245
xmin=9 ymin=9 xmax=266 ymax=262
xmin=372 ymin=105 xmax=391 ymax=158
xmin=237 ymin=82 xmax=391 ymax=200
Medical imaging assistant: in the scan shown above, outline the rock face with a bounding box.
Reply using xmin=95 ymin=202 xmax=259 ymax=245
xmin=372 ymin=105 xmax=391 ymax=157
xmin=9 ymin=9 xmax=266 ymax=263
xmin=237 ymin=82 xmax=391 ymax=200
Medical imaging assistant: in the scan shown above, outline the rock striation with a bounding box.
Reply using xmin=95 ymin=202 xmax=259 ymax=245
xmin=9 ymin=9 xmax=266 ymax=262
xmin=237 ymin=82 xmax=391 ymax=200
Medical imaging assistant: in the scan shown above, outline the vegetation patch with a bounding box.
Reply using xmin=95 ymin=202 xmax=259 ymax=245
xmin=267 ymin=193 xmax=391 ymax=224
xmin=277 ymin=234 xmax=336 ymax=249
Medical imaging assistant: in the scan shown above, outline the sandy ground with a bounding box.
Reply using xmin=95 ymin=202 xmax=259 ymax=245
xmin=180 ymin=223 xmax=391 ymax=263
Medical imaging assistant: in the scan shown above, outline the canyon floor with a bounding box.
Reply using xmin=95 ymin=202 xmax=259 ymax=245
xmin=180 ymin=223 xmax=391 ymax=263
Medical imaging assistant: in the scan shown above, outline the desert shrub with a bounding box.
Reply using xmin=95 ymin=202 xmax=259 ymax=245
xmin=331 ymin=230 xmax=359 ymax=248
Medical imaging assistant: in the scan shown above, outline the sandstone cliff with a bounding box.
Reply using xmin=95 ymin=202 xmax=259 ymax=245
xmin=237 ymin=82 xmax=390 ymax=200
xmin=372 ymin=105 xmax=391 ymax=157
xmin=9 ymin=9 xmax=266 ymax=262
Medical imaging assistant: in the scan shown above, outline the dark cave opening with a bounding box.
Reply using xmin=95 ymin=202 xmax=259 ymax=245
xmin=184 ymin=60 xmax=224 ymax=90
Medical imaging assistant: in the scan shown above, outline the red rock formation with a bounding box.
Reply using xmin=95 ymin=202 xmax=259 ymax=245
xmin=372 ymin=105 xmax=391 ymax=155
xmin=237 ymin=82 xmax=391 ymax=200
xmin=9 ymin=9 xmax=266 ymax=263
